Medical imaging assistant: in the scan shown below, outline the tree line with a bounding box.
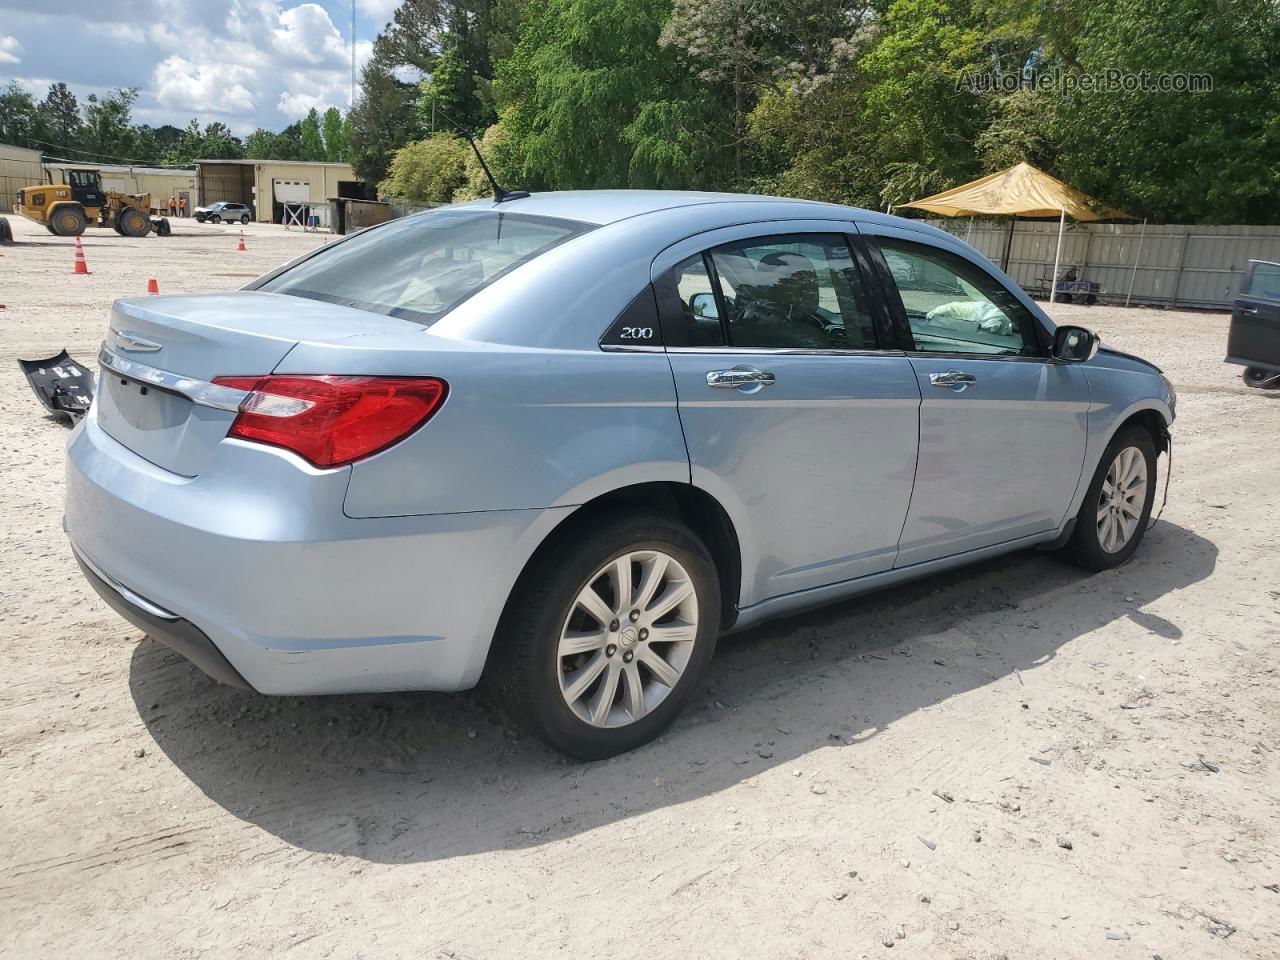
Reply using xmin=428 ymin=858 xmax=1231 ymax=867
xmin=353 ymin=0 xmax=1280 ymax=223
xmin=0 ymin=82 xmax=353 ymax=167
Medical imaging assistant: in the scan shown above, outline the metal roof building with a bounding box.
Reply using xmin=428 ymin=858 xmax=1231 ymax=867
xmin=194 ymin=159 xmax=365 ymax=224
xmin=0 ymin=142 xmax=43 ymax=212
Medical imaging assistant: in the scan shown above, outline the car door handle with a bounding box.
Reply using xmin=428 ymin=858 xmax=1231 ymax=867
xmin=1239 ymin=306 xmax=1259 ymax=315
xmin=706 ymin=368 xmax=776 ymax=388
xmin=929 ymin=370 xmax=978 ymax=387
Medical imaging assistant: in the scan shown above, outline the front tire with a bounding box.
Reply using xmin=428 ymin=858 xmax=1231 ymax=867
xmin=494 ymin=511 xmax=721 ymax=760
xmin=1064 ymin=426 xmax=1158 ymax=571
xmin=209 ymin=214 xmax=221 ymax=224
xmin=49 ymin=205 xmax=87 ymax=237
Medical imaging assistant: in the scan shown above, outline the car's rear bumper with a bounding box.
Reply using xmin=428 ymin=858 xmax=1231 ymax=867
xmin=65 ymin=414 xmax=571 ymax=695
xmin=74 ymin=546 xmax=253 ymax=689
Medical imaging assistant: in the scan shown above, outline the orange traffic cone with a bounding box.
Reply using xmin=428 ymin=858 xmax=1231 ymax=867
xmin=72 ymin=236 xmax=90 ymax=275
xmin=147 ymin=278 xmax=160 ymax=295
xmin=237 ymin=230 xmax=246 ymax=252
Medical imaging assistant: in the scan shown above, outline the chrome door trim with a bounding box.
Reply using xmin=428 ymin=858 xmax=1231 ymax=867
xmin=598 ymin=344 xmax=909 ymax=357
xmin=98 ymin=345 xmax=250 ymax=413
xmin=909 ymin=351 xmax=1070 ymax=366
xmin=671 ymin=346 xmax=906 ymax=357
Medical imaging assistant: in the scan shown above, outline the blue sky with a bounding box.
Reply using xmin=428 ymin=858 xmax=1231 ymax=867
xmin=0 ymin=0 xmax=403 ymax=139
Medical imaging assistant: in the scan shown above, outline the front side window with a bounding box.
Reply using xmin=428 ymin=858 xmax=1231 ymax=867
xmin=255 ymin=210 xmax=592 ymax=326
xmin=876 ymin=238 xmax=1042 ymax=357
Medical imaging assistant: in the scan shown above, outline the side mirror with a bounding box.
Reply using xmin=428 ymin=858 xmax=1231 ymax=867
xmin=690 ymin=291 xmax=721 ymax=319
xmin=1052 ymin=324 xmax=1099 ymax=362
xmin=690 ymin=292 xmax=718 ymax=319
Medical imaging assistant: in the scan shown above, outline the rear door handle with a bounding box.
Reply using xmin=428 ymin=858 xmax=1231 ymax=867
xmin=928 ymin=369 xmax=977 ymax=387
xmin=706 ymin=368 xmax=776 ymax=388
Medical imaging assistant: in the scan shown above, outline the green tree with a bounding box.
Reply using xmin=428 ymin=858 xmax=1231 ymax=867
xmin=82 ymin=88 xmax=144 ymax=162
xmin=0 ymin=82 xmax=41 ymax=149
xmin=350 ymin=58 xmax=423 ymax=186
xmin=39 ymin=82 xmax=82 ymax=155
xmin=200 ymin=121 xmax=243 ymax=159
xmin=496 ymin=0 xmax=720 ymax=189
xmin=379 ymin=133 xmax=471 ymax=201
xmin=661 ymin=0 xmax=877 ymax=188
xmin=299 ymin=108 xmax=326 ymax=160
xmin=244 ymin=127 xmax=303 ymax=160
xmin=419 ymin=45 xmax=478 ymax=132
xmin=321 ymin=107 xmax=350 ymax=161
xmin=1049 ymin=0 xmax=1280 ymax=222
xmin=165 ymin=119 xmax=243 ymax=165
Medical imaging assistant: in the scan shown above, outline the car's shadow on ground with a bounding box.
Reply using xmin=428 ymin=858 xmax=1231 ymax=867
xmin=129 ymin=521 xmax=1216 ymax=864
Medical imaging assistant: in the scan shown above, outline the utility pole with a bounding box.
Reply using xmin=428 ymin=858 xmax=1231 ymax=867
xmin=350 ymin=0 xmax=356 ymax=108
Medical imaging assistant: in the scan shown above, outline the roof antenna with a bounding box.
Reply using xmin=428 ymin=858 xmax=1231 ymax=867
xmin=462 ymin=131 xmax=529 ymax=204
xmin=429 ymin=102 xmax=529 ymax=204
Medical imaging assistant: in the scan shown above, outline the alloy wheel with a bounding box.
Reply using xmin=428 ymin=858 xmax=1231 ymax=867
xmin=1096 ymin=445 xmax=1148 ymax=553
xmin=557 ymin=549 xmax=699 ymax=728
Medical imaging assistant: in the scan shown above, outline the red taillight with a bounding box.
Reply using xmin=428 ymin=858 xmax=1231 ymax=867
xmin=212 ymin=375 xmax=447 ymax=468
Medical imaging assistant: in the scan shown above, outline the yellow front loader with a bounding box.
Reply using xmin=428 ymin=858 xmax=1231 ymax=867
xmin=14 ymin=168 xmax=171 ymax=237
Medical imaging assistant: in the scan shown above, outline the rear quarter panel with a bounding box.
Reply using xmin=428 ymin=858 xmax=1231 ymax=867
xmin=278 ymin=336 xmax=688 ymax=517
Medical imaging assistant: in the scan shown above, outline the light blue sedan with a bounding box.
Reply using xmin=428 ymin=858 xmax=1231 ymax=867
xmin=65 ymin=191 xmax=1176 ymax=758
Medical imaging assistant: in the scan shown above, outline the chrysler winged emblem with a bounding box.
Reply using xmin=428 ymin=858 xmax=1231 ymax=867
xmin=111 ymin=329 xmax=162 ymax=352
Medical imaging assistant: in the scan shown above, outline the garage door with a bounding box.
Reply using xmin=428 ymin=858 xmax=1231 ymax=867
xmin=273 ymin=179 xmax=310 ymax=203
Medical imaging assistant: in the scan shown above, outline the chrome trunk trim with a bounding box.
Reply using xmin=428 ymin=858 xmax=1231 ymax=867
xmin=98 ymin=345 xmax=249 ymax=413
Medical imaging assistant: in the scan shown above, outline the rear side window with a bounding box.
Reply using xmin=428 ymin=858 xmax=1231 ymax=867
xmin=653 ymin=253 xmax=726 ymax=347
xmin=710 ymin=235 xmax=876 ymax=349
xmin=255 ymin=210 xmax=592 ymax=326
xmin=654 ymin=234 xmax=877 ymax=350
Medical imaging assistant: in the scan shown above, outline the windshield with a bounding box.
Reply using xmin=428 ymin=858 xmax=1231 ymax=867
xmin=254 ymin=209 xmax=592 ymax=325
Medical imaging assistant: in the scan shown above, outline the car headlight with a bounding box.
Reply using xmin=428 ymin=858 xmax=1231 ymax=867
xmin=1161 ymin=373 xmax=1177 ymax=418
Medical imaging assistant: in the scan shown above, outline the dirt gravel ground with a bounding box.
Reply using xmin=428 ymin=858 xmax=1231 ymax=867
xmin=1 ymin=213 xmax=1278 ymax=959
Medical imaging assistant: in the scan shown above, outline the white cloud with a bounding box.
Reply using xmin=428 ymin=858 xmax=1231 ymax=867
xmin=356 ymin=0 xmax=400 ymax=25
xmin=0 ymin=1 xmax=378 ymax=135
xmin=153 ymin=57 xmax=257 ymax=114
xmin=0 ymin=35 xmax=22 ymax=65
xmin=272 ymin=3 xmax=348 ymax=66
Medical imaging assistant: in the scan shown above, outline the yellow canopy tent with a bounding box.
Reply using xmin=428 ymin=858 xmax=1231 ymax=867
xmin=900 ymin=162 xmax=1132 ymax=303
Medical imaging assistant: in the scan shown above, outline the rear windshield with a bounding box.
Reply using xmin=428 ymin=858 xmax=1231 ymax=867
xmin=254 ymin=209 xmax=592 ymax=325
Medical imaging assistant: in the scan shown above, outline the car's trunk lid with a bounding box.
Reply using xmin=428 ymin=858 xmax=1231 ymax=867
xmin=97 ymin=292 xmax=424 ymax=477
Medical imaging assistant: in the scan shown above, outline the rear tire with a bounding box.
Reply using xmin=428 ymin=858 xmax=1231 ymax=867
xmin=117 ymin=206 xmax=151 ymax=237
xmin=1064 ymin=426 xmax=1157 ymax=571
xmin=240 ymin=215 xmax=250 ymax=224
xmin=493 ymin=511 xmax=721 ymax=760
xmin=49 ymin=205 xmax=87 ymax=237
